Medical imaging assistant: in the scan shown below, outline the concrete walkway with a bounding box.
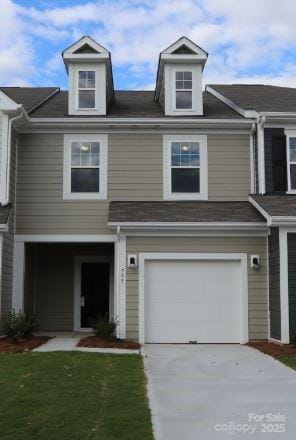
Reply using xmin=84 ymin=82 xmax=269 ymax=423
xmin=144 ymin=344 xmax=296 ymax=440
xmin=34 ymin=333 xmax=139 ymax=354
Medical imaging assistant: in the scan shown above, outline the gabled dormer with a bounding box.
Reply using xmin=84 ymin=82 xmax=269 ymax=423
xmin=62 ymin=36 xmax=114 ymax=116
xmin=154 ymin=37 xmax=208 ymax=116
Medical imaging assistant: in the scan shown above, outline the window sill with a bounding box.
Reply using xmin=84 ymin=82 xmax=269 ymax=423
xmin=164 ymin=193 xmax=208 ymax=201
xmin=63 ymin=192 xmax=107 ymax=200
xmin=286 ymin=191 xmax=296 ymax=195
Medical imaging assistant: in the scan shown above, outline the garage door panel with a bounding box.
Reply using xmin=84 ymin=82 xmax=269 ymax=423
xmin=144 ymin=259 xmax=243 ymax=343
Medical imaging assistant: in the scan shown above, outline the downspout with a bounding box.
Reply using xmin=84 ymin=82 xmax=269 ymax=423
xmin=257 ymin=115 xmax=266 ymax=194
xmin=1 ymin=109 xmax=24 ymax=206
xmin=250 ymin=123 xmax=256 ymax=194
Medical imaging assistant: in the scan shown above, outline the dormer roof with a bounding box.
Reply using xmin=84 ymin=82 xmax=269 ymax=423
xmin=155 ymin=36 xmax=208 ymax=101
xmin=62 ymin=36 xmax=110 ymax=72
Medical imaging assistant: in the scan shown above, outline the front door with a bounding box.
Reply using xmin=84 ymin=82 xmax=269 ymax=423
xmin=80 ymin=262 xmax=110 ymax=328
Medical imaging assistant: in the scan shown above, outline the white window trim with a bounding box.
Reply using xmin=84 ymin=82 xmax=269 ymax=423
xmin=68 ymin=63 xmax=106 ymax=116
xmin=165 ymin=64 xmax=202 ymax=116
xmin=63 ymin=134 xmax=108 ymax=200
xmin=163 ymin=134 xmax=208 ymax=200
xmin=285 ymin=130 xmax=296 ymax=194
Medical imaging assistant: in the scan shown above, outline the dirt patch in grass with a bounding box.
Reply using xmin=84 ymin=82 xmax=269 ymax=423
xmin=0 ymin=336 xmax=51 ymax=353
xmin=77 ymin=336 xmax=140 ymax=350
xmin=248 ymin=341 xmax=296 ymax=358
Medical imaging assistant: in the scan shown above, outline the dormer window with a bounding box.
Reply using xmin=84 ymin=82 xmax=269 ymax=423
xmin=175 ymin=71 xmax=193 ymax=110
xmin=78 ymin=70 xmax=96 ymax=109
xmin=62 ymin=36 xmax=114 ymax=116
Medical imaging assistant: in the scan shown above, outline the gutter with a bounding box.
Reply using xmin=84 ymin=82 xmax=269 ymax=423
xmin=1 ymin=107 xmax=24 ymax=206
xmin=108 ymin=221 xmax=268 ymax=232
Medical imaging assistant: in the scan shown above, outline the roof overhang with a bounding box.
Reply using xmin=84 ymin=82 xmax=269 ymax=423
xmin=249 ymin=196 xmax=296 ymax=226
xmin=22 ymin=117 xmax=254 ymax=131
xmin=108 ymin=221 xmax=268 ymax=235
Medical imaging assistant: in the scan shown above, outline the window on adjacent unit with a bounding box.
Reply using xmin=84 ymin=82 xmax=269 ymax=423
xmin=78 ymin=70 xmax=96 ymax=109
xmin=175 ymin=71 xmax=193 ymax=110
xmin=288 ymin=136 xmax=296 ymax=191
xmin=163 ymin=135 xmax=208 ymax=200
xmin=63 ymin=135 xmax=107 ymax=200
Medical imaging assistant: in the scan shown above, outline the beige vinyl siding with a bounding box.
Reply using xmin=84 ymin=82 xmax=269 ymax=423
xmin=16 ymin=133 xmax=251 ymax=234
xmin=1 ymin=128 xmax=17 ymax=318
xmin=126 ymin=235 xmax=268 ymax=341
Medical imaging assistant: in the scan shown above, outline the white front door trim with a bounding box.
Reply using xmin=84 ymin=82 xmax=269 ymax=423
xmin=279 ymin=227 xmax=293 ymax=343
xmin=139 ymin=252 xmax=249 ymax=344
xmin=74 ymin=255 xmax=114 ymax=332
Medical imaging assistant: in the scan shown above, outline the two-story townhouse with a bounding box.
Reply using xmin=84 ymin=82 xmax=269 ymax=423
xmin=0 ymin=36 xmax=271 ymax=344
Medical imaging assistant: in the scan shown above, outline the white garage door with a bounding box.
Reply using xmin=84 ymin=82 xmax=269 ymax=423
xmin=144 ymin=259 xmax=243 ymax=343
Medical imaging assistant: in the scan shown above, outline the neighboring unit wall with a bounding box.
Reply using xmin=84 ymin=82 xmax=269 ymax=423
xmin=0 ymin=111 xmax=2 ymax=176
xmin=1 ymin=128 xmax=17 ymax=318
xmin=126 ymin=235 xmax=268 ymax=341
xmin=288 ymin=233 xmax=296 ymax=338
xmin=15 ymin=132 xmax=251 ymax=235
xmin=268 ymin=227 xmax=281 ymax=340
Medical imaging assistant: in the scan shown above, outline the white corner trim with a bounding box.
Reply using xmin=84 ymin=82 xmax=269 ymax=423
xmin=248 ymin=197 xmax=272 ymax=226
xmin=15 ymin=235 xmax=117 ymax=243
xmin=163 ymin=134 xmax=208 ymax=200
xmin=279 ymin=228 xmax=290 ymax=343
xmin=0 ymin=234 xmax=3 ymax=318
xmin=63 ymin=133 xmax=108 ymax=200
xmin=138 ymin=252 xmax=249 ymax=345
xmin=114 ymin=235 xmax=126 ymax=339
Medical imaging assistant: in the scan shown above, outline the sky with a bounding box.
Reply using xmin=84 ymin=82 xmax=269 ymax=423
xmin=1 ymin=0 xmax=296 ymax=90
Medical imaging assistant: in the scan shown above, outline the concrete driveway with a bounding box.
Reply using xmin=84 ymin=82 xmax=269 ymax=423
xmin=144 ymin=344 xmax=296 ymax=440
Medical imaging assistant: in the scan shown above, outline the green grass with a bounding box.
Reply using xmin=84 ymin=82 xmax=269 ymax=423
xmin=277 ymin=356 xmax=296 ymax=370
xmin=0 ymin=352 xmax=153 ymax=440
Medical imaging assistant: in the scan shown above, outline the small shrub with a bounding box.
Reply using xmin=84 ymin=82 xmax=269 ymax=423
xmin=91 ymin=315 xmax=117 ymax=339
xmin=1 ymin=310 xmax=38 ymax=341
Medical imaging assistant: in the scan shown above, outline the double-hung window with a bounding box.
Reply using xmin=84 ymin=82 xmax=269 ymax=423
xmin=163 ymin=135 xmax=207 ymax=200
xmin=63 ymin=135 xmax=107 ymax=199
xmin=175 ymin=71 xmax=193 ymax=110
xmin=78 ymin=70 xmax=96 ymax=109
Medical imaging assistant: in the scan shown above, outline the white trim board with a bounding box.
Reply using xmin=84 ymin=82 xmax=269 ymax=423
xmin=138 ymin=252 xmax=249 ymax=344
xmin=279 ymin=228 xmax=290 ymax=343
xmin=74 ymin=255 xmax=114 ymax=332
xmin=15 ymin=235 xmax=117 ymax=243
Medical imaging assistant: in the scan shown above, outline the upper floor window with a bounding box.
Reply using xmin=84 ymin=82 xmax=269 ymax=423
xmin=63 ymin=134 xmax=107 ymax=200
xmin=175 ymin=71 xmax=192 ymax=110
xmin=163 ymin=134 xmax=208 ymax=200
xmin=287 ymin=135 xmax=296 ymax=192
xmin=78 ymin=70 xmax=96 ymax=109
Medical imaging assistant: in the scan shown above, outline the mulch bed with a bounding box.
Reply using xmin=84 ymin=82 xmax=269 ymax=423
xmin=0 ymin=336 xmax=51 ymax=353
xmin=77 ymin=336 xmax=140 ymax=350
xmin=248 ymin=341 xmax=296 ymax=358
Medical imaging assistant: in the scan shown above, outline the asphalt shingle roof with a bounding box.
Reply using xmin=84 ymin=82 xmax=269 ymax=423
xmin=209 ymin=84 xmax=296 ymax=113
xmin=108 ymin=201 xmax=265 ymax=223
xmin=0 ymin=87 xmax=58 ymax=112
xmin=251 ymin=195 xmax=296 ymax=217
xmin=23 ymin=90 xmax=244 ymax=119
xmin=0 ymin=204 xmax=11 ymax=225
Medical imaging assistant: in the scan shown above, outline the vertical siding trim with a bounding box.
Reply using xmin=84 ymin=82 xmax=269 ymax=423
xmin=279 ymin=228 xmax=290 ymax=343
xmin=12 ymin=241 xmax=25 ymax=312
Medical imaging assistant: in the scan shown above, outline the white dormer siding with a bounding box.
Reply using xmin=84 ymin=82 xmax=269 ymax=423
xmin=155 ymin=37 xmax=208 ymax=116
xmin=62 ymin=36 xmax=114 ymax=116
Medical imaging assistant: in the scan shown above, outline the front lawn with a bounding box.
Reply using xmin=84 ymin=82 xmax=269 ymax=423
xmin=277 ymin=356 xmax=296 ymax=370
xmin=0 ymin=352 xmax=153 ymax=440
